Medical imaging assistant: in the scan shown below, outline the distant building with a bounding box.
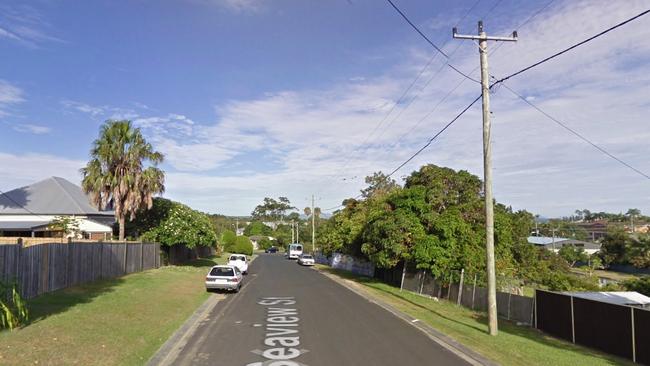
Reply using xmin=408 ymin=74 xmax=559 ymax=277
xmin=0 ymin=177 xmax=114 ymax=239
xmin=575 ymin=220 xmax=609 ymax=240
xmin=527 ymin=236 xmax=601 ymax=255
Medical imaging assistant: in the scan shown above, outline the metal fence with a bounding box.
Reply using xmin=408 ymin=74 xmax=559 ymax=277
xmin=0 ymin=240 xmax=161 ymax=299
xmin=378 ymin=263 xmax=535 ymax=325
xmin=535 ymin=290 xmax=649 ymax=364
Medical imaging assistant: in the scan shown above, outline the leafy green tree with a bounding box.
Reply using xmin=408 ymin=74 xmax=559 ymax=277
xmin=139 ymin=199 xmax=217 ymax=248
xmin=232 ymin=236 xmax=253 ymax=255
xmin=221 ymin=230 xmax=237 ymax=252
xmin=258 ymin=237 xmax=273 ymax=250
xmin=558 ymin=246 xmax=588 ymax=267
xmin=244 ymin=221 xmax=273 ymax=236
xmin=272 ymin=224 xmax=292 ymax=246
xmin=599 ymin=228 xmax=631 ymax=266
xmin=628 ymin=235 xmax=650 ymax=268
xmin=623 ymin=276 xmax=650 ymax=296
xmin=251 ymin=197 xmax=296 ymax=222
xmin=48 ymin=216 xmax=81 ymax=238
xmin=81 ymin=120 xmax=165 ymax=240
xmin=360 ymin=171 xmax=400 ymax=199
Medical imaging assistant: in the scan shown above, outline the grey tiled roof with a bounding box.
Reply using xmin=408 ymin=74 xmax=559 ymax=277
xmin=0 ymin=177 xmax=114 ymax=216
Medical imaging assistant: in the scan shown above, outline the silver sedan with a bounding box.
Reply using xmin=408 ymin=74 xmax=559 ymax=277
xmin=205 ymin=265 xmax=243 ymax=292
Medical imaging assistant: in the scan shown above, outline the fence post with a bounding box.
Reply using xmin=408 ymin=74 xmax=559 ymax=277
xmin=140 ymin=242 xmax=144 ymax=272
xmin=507 ymin=292 xmax=511 ymax=320
xmin=472 ymin=274 xmax=477 ymax=310
xmin=631 ymin=307 xmax=636 ymax=363
xmin=15 ymin=239 xmax=23 ymax=295
xmin=123 ymin=242 xmax=128 ymax=274
xmin=399 ymin=262 xmax=406 ymax=291
xmin=570 ymin=296 xmax=576 ymax=343
xmin=447 ymin=273 xmax=452 ymax=300
xmin=534 ymin=290 xmax=538 ymax=328
xmin=419 ymin=270 xmax=426 ymax=294
xmin=457 ymin=268 xmax=465 ymax=306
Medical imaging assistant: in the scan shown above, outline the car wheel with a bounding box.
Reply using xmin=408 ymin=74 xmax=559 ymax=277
xmin=235 ymin=285 xmax=241 ymax=293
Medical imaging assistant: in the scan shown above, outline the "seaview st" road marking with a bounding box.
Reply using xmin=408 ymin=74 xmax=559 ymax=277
xmin=246 ymin=297 xmax=308 ymax=366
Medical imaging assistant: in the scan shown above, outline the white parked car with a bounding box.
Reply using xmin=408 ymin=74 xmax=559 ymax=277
xmin=227 ymin=254 xmax=249 ymax=274
xmin=297 ymin=254 xmax=315 ymax=266
xmin=205 ymin=265 xmax=243 ymax=292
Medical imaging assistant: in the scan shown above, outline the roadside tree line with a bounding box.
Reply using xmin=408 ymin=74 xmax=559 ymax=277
xmin=318 ymin=165 xmax=617 ymax=292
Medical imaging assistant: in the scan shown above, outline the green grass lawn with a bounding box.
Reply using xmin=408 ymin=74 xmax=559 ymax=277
xmin=0 ymin=254 xmax=235 ymax=366
xmin=319 ymin=266 xmax=632 ymax=366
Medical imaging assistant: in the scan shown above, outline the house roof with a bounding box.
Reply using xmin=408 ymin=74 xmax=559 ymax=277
xmin=0 ymin=221 xmax=49 ymax=230
xmin=527 ymin=236 xmax=601 ymax=250
xmin=0 ymin=177 xmax=114 ymax=216
xmin=563 ymin=291 xmax=650 ymax=306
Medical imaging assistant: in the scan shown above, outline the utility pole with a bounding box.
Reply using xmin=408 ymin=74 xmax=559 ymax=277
xmin=311 ymin=194 xmax=315 ymax=253
xmin=453 ymin=21 xmax=517 ymax=336
xmin=291 ymin=220 xmax=295 ymax=243
xmin=236 ymin=219 xmax=239 ymax=236
xmin=551 ymin=228 xmax=557 ymax=251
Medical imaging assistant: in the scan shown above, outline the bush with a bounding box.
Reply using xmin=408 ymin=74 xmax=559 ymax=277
xmin=221 ymin=230 xmax=237 ymax=252
xmin=0 ymin=281 xmax=28 ymax=330
xmin=258 ymin=237 xmax=273 ymax=250
xmin=232 ymin=236 xmax=253 ymax=256
xmin=623 ymin=277 xmax=650 ymax=296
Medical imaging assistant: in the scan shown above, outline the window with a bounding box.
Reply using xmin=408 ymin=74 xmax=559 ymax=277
xmin=209 ymin=267 xmax=234 ymax=276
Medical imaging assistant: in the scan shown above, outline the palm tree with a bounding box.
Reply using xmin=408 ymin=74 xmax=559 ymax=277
xmin=81 ymin=120 xmax=165 ymax=240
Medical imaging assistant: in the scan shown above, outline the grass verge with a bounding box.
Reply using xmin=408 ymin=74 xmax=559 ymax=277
xmin=318 ymin=265 xmax=632 ymax=366
xmin=0 ymin=254 xmax=236 ymax=365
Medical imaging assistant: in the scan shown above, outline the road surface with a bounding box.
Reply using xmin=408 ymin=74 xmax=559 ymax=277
xmin=167 ymin=253 xmax=470 ymax=366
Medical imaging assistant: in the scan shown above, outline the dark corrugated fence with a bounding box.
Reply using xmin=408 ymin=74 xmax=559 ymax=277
xmin=0 ymin=242 xmax=161 ymax=299
xmin=536 ymin=290 xmax=650 ymax=363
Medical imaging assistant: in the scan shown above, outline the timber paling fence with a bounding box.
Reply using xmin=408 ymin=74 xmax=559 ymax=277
xmin=0 ymin=240 xmax=161 ymax=299
xmin=536 ymin=290 xmax=650 ymax=364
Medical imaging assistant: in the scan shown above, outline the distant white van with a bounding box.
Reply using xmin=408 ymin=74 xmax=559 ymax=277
xmin=287 ymin=243 xmax=303 ymax=259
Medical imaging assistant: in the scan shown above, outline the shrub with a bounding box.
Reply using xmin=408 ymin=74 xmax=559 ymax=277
xmin=0 ymin=281 xmax=28 ymax=330
xmin=232 ymin=236 xmax=253 ymax=256
xmin=623 ymin=276 xmax=650 ymax=296
xmin=258 ymin=237 xmax=273 ymax=250
xmin=221 ymin=230 xmax=237 ymax=252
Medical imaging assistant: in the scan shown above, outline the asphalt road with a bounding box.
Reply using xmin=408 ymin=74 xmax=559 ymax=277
xmin=168 ymin=254 xmax=470 ymax=366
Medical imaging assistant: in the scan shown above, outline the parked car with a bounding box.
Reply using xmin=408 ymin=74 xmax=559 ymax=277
xmin=265 ymin=246 xmax=278 ymax=253
xmin=205 ymin=265 xmax=243 ymax=292
xmin=297 ymin=254 xmax=315 ymax=266
xmin=227 ymin=254 xmax=249 ymax=274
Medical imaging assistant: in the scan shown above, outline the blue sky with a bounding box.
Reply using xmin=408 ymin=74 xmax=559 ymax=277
xmin=1 ymin=0 xmax=649 ymax=217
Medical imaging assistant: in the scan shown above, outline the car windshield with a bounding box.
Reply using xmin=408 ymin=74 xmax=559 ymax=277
xmin=302 ymin=255 xmax=313 ymax=259
xmin=209 ymin=267 xmax=235 ymax=277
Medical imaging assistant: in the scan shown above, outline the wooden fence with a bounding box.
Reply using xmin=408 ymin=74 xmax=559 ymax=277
xmin=0 ymin=241 xmax=161 ymax=299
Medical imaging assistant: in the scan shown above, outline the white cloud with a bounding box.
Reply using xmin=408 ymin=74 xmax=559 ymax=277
xmin=0 ymin=80 xmax=24 ymax=116
xmin=61 ymin=100 xmax=105 ymax=117
xmin=12 ymin=124 xmax=51 ymax=135
xmin=192 ymin=0 xmax=263 ymax=13
xmin=0 ymin=153 xmax=85 ymax=191
xmin=0 ymin=4 xmax=64 ymax=48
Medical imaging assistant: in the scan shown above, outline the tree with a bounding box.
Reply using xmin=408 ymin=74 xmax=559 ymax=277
xmin=627 ymin=208 xmax=641 ymax=231
xmin=623 ymin=276 xmax=650 ymax=296
xmin=251 ymin=197 xmax=296 ymax=222
xmin=81 ymin=120 xmax=165 ymax=240
xmin=221 ymin=230 xmax=238 ymax=252
xmin=232 ymin=236 xmax=253 ymax=255
xmin=558 ymin=246 xmax=588 ymax=267
xmin=360 ymin=171 xmax=400 ymax=199
xmin=258 ymin=237 xmax=273 ymax=250
xmin=244 ymin=221 xmax=273 ymax=236
xmin=599 ymin=228 xmax=631 ymax=266
xmin=139 ymin=199 xmax=217 ymax=248
xmin=48 ymin=216 xmax=81 ymax=239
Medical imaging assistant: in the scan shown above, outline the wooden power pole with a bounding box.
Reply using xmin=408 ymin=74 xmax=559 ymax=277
xmin=453 ymin=21 xmax=517 ymax=336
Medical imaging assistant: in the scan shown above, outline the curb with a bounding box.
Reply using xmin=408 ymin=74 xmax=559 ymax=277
xmin=316 ymin=268 xmax=498 ymax=366
xmin=147 ymin=255 xmax=259 ymax=366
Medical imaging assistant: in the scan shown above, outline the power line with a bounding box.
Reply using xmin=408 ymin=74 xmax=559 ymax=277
xmin=386 ymin=0 xmax=480 ymax=84
xmin=323 ymin=93 xmax=482 ymax=212
xmin=492 ymin=8 xmax=650 ymax=86
xmin=500 ymin=82 xmax=650 ymax=181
